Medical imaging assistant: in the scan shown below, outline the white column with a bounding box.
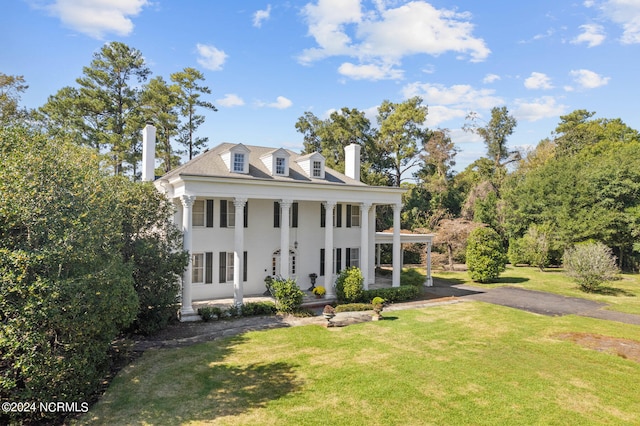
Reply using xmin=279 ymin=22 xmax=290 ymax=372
xmin=392 ymin=203 xmax=401 ymax=288
xmin=323 ymin=201 xmax=336 ymax=297
xmin=180 ymin=195 xmax=196 ymax=316
xmin=233 ymin=198 xmax=247 ymax=307
xmin=368 ymin=205 xmax=376 ymax=285
xmin=426 ymin=240 xmax=433 ymax=287
xmin=360 ymin=202 xmax=371 ymax=290
xmin=280 ymin=200 xmax=292 ymax=279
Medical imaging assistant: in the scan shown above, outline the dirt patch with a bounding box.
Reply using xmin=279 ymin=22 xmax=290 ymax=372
xmin=555 ymin=332 xmax=640 ymax=363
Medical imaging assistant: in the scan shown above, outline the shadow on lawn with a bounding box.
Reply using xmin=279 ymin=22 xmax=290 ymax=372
xmin=593 ymin=286 xmax=636 ymax=297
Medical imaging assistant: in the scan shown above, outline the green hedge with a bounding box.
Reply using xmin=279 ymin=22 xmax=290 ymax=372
xmin=335 ymin=303 xmax=373 ymax=313
xmin=358 ymin=285 xmax=421 ymax=303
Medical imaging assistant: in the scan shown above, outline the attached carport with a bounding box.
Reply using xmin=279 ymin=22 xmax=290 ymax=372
xmin=375 ymin=231 xmax=434 ymax=287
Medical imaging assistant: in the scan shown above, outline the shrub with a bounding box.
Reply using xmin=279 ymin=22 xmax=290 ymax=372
xmin=401 ymin=268 xmax=425 ymax=286
xmin=270 ymin=278 xmax=304 ymax=313
xmin=335 ymin=267 xmax=364 ymax=303
xmin=335 ymin=303 xmax=372 ymax=313
xmin=564 ymin=242 xmax=618 ymax=292
xmin=198 ymin=306 xmax=223 ymax=321
xmin=466 ymin=227 xmax=507 ymax=283
xmin=359 ymin=286 xmax=420 ymax=303
xmin=241 ymin=301 xmax=277 ymax=316
xmin=507 ymin=237 xmax=527 ymax=266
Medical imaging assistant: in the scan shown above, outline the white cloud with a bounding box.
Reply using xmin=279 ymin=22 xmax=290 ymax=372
xmin=572 ymin=23 xmax=606 ymax=47
xmin=403 ymin=82 xmax=503 ymax=110
xmin=259 ymin=96 xmax=293 ymax=109
xmin=337 ymin=62 xmax=403 ymax=80
xmin=524 ymin=72 xmax=553 ymax=90
xmin=483 ymin=73 xmax=501 ymax=84
xmin=253 ymin=4 xmax=272 ymax=28
xmin=43 ymin=0 xmax=148 ymax=39
xmin=424 ymin=105 xmax=467 ymax=127
xmin=600 ymin=0 xmax=640 ymax=44
xmin=569 ymin=69 xmax=610 ymax=88
xmin=196 ymin=44 xmax=228 ymax=71
xmin=216 ymin=94 xmax=245 ymax=107
xmin=513 ymin=96 xmax=567 ymax=122
xmin=298 ymin=0 xmax=490 ymax=79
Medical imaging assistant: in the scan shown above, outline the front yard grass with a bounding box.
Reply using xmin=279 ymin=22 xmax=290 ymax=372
xmin=77 ymin=302 xmax=640 ymax=425
xmin=434 ymin=265 xmax=640 ymax=315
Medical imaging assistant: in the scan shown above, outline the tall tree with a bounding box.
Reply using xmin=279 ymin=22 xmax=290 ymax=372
xmin=170 ymin=67 xmax=217 ymax=160
xmin=0 ymin=73 xmax=28 ymax=125
xmin=75 ymin=42 xmax=151 ymax=175
xmin=376 ymin=96 xmax=428 ymax=187
xmin=464 ymin=106 xmax=518 ymax=169
xmin=141 ymin=76 xmax=180 ymax=173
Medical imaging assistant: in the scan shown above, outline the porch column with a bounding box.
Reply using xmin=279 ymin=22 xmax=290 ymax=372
xmin=368 ymin=204 xmax=376 ymax=286
xmin=323 ymin=201 xmax=336 ymax=297
xmin=180 ymin=195 xmax=196 ymax=317
xmin=392 ymin=203 xmax=401 ymax=288
xmin=426 ymin=240 xmax=433 ymax=287
xmin=233 ymin=198 xmax=247 ymax=307
xmin=280 ymin=200 xmax=292 ymax=279
xmin=360 ymin=202 xmax=371 ymax=290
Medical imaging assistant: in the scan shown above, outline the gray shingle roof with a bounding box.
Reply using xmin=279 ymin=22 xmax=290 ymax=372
xmin=161 ymin=143 xmax=366 ymax=186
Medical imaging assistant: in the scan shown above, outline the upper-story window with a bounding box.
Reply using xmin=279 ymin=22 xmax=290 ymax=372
xmin=233 ymin=153 xmax=245 ymax=173
xmin=296 ymin=152 xmax=325 ymax=179
xmin=313 ymin=160 xmax=322 ymax=177
xmin=276 ymin=157 xmax=286 ymax=175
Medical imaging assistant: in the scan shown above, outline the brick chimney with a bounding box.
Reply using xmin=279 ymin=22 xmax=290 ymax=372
xmin=141 ymin=123 xmax=156 ymax=182
xmin=344 ymin=143 xmax=361 ymax=181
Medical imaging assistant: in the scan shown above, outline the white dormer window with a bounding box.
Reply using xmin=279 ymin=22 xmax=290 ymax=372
xmin=221 ymin=143 xmax=250 ymax=174
xmin=233 ymin=153 xmax=245 ymax=173
xmin=260 ymin=148 xmax=290 ymax=176
xmin=296 ymin=152 xmax=325 ymax=179
xmin=312 ymin=160 xmax=322 ymax=177
xmin=276 ymin=157 xmax=286 ymax=175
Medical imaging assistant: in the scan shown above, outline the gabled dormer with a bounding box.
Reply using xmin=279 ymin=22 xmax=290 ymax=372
xmin=296 ymin=152 xmax=325 ymax=179
xmin=260 ymin=148 xmax=290 ymax=177
xmin=220 ymin=143 xmax=250 ymax=174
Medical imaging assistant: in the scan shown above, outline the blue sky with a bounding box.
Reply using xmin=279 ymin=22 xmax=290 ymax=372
xmin=3 ymin=0 xmax=640 ymax=172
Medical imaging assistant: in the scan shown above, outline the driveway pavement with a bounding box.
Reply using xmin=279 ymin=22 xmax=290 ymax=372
xmin=428 ymin=279 xmax=640 ymax=325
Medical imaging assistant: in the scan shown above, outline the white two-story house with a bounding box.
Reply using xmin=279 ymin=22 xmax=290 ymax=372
xmin=141 ymin=124 xmax=431 ymax=320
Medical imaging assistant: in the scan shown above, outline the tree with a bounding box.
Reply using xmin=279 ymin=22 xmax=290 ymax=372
xmin=295 ymin=107 xmax=387 ymax=185
xmin=0 ymin=126 xmax=138 ymax=424
xmin=434 ymin=218 xmax=480 ymax=271
xmin=376 ymin=96 xmax=428 ymax=186
xmin=171 ymin=67 xmax=217 ymax=160
xmin=141 ymin=76 xmax=180 ymax=173
xmin=466 ymin=227 xmax=507 ymax=283
xmin=39 ymin=42 xmax=151 ymax=175
xmin=464 ymin=106 xmax=519 ymax=169
xmin=420 ymin=129 xmax=458 ymax=181
xmin=0 ymin=73 xmax=28 ymax=125
xmin=564 ymin=242 xmax=618 ymax=292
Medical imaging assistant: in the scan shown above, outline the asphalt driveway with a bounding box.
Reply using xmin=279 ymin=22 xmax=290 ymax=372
xmin=428 ymin=279 xmax=640 ymax=326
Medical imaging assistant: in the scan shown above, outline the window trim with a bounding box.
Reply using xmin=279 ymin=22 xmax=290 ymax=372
xmin=232 ymin=152 xmax=245 ymax=173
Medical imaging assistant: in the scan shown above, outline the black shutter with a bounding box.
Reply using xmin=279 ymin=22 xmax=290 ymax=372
xmin=243 ymin=201 xmax=248 ymax=228
xmin=292 ymin=202 xmax=299 ymax=228
xmin=336 ymin=204 xmax=342 ymax=227
xmin=320 ymin=203 xmax=326 ymax=228
xmin=273 ymin=201 xmax=280 ymax=228
xmin=336 ymin=248 xmax=342 ymax=273
xmin=346 ymin=204 xmax=352 ymax=228
xmin=320 ymin=248 xmax=325 ymax=276
xmin=219 ymin=252 xmax=226 ymax=283
xmin=243 ymin=251 xmax=248 ymax=281
xmin=346 ymin=248 xmax=351 ymax=267
xmin=205 ymin=252 xmax=213 ymax=283
xmin=206 ymin=200 xmax=214 ymax=228
xmin=220 ymin=200 xmax=227 ymax=228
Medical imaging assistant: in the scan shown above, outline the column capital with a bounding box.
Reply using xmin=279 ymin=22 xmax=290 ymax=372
xmin=360 ymin=202 xmax=373 ymax=211
xmin=280 ymin=199 xmax=293 ymax=209
xmin=323 ymin=200 xmax=336 ymax=210
xmin=392 ymin=202 xmax=402 ymax=212
xmin=180 ymin=194 xmax=196 ymax=208
xmin=233 ymin=197 xmax=248 ymax=208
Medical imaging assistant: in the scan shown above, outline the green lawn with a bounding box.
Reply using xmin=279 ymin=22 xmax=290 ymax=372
xmin=434 ymin=266 xmax=640 ymax=315
xmin=78 ymin=302 xmax=640 ymax=425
